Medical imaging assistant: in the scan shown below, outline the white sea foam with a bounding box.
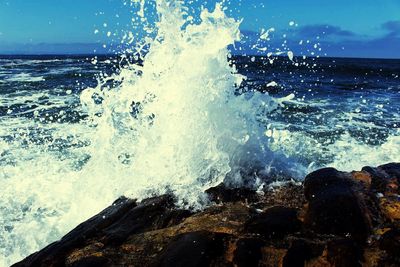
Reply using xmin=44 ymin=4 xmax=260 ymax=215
xmin=5 ymin=73 xmax=45 ymax=82
xmin=329 ymin=131 xmax=400 ymax=171
xmin=47 ymin=67 xmax=82 ymax=75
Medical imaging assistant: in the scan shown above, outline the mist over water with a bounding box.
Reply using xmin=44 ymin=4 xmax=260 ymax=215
xmin=1 ymin=1 xmax=399 ymax=265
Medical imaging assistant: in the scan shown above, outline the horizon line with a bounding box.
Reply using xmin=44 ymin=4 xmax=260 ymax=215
xmin=0 ymin=53 xmax=399 ymax=61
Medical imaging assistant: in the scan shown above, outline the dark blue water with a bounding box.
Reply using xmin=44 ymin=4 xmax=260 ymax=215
xmin=236 ymin=56 xmax=400 ymax=143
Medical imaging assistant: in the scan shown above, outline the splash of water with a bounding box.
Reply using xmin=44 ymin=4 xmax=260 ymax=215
xmin=1 ymin=1 xmax=300 ymax=265
xmin=79 ymin=0 xmax=305 ymax=206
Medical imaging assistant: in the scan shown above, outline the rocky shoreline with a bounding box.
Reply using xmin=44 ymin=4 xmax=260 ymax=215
xmin=14 ymin=163 xmax=400 ymax=267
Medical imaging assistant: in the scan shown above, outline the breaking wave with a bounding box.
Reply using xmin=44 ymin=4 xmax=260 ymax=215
xmin=1 ymin=1 xmax=399 ymax=265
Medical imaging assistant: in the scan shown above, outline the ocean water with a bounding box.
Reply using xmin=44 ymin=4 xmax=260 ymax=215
xmin=1 ymin=1 xmax=400 ymax=265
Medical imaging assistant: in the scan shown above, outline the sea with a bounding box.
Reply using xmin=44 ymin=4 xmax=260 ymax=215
xmin=1 ymin=53 xmax=399 ymax=265
xmin=1 ymin=2 xmax=400 ymax=266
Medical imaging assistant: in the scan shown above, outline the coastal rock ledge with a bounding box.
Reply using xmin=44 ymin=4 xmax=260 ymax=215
xmin=14 ymin=163 xmax=400 ymax=267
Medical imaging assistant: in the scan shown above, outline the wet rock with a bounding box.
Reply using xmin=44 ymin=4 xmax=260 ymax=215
xmin=351 ymin=171 xmax=372 ymax=188
xmin=262 ymin=183 xmax=306 ymax=210
xmin=304 ymin=168 xmax=356 ymax=200
xmin=13 ymin=195 xmax=191 ymax=267
xmin=283 ymin=239 xmax=324 ymax=267
xmin=380 ymin=229 xmax=400 ymax=259
xmin=362 ymin=163 xmax=400 ymax=195
xmin=379 ymin=163 xmax=400 ymax=181
xmin=101 ymin=195 xmax=191 ymax=245
xmin=12 ymin=197 xmax=137 ymax=267
xmin=304 ymin=168 xmax=372 ymax=243
xmin=379 ymin=196 xmax=400 ymax=221
xmin=70 ymin=256 xmax=110 ymax=267
xmin=362 ymin=166 xmax=390 ymax=193
xmin=156 ymin=231 xmax=227 ymax=267
xmin=326 ymin=239 xmax=363 ymax=267
xmin=233 ymin=238 xmax=265 ymax=267
xmin=205 ymin=183 xmax=259 ymax=204
xmin=245 ymin=206 xmax=302 ymax=239
xmin=303 ymin=239 xmax=363 ymax=267
xmin=259 ymin=246 xmax=288 ymax=267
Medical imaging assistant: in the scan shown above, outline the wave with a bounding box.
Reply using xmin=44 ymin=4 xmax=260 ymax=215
xmin=1 ymin=1 xmax=399 ymax=266
xmin=4 ymin=73 xmax=45 ymax=83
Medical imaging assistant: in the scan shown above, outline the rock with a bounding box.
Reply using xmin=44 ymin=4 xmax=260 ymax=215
xmin=259 ymin=246 xmax=288 ymax=267
xmin=245 ymin=206 xmax=302 ymax=239
xmin=362 ymin=163 xmax=400 ymax=195
xmin=283 ymin=239 xmax=324 ymax=267
xmin=69 ymin=256 xmax=110 ymax=267
xmin=156 ymin=231 xmax=227 ymax=267
xmin=351 ymin=171 xmax=372 ymax=188
xmin=304 ymin=168 xmax=356 ymax=200
xmin=233 ymin=238 xmax=265 ymax=267
xmin=304 ymin=168 xmax=372 ymax=243
xmin=262 ymin=183 xmax=306 ymax=210
xmin=303 ymin=239 xmax=363 ymax=267
xmin=379 ymin=163 xmax=400 ymax=181
xmin=13 ymin=195 xmax=191 ymax=267
xmin=379 ymin=228 xmax=400 ymax=265
xmin=362 ymin=166 xmax=391 ymax=193
xmin=363 ymin=247 xmax=387 ymax=267
xmin=326 ymin=239 xmax=363 ymax=267
xmin=205 ymin=183 xmax=260 ymax=204
xmin=12 ymin=197 xmax=137 ymax=267
xmin=379 ymin=196 xmax=400 ymax=221
xmin=378 ymin=163 xmax=400 ymax=194
xmin=101 ymin=195 xmax=191 ymax=245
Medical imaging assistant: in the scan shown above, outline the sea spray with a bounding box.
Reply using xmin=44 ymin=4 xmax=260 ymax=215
xmin=81 ymin=1 xmax=243 ymax=205
xmin=79 ymin=1 xmax=302 ymax=207
xmin=1 ymin=1 xmax=299 ymax=265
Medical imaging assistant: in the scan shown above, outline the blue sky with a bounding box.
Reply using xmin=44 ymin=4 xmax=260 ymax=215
xmin=0 ymin=0 xmax=399 ymax=58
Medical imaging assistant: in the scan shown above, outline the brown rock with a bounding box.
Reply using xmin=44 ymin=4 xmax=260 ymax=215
xmin=155 ymin=231 xmax=228 ymax=267
xmin=379 ymin=163 xmax=400 ymax=181
xmin=379 ymin=228 xmax=400 ymax=264
xmin=244 ymin=206 xmax=302 ymax=239
xmin=380 ymin=196 xmax=400 ymax=221
xmin=205 ymin=183 xmax=260 ymax=204
xmin=351 ymin=171 xmax=372 ymax=188
xmin=233 ymin=238 xmax=265 ymax=267
xmin=12 ymin=197 xmax=137 ymax=267
xmin=304 ymin=168 xmax=372 ymax=243
xmin=260 ymin=246 xmax=287 ymax=267
xmin=100 ymin=195 xmax=191 ymax=245
xmin=262 ymin=183 xmax=306 ymax=210
xmin=326 ymin=239 xmax=363 ymax=267
xmin=68 ymin=255 xmax=110 ymax=267
xmin=362 ymin=163 xmax=400 ymax=195
xmin=283 ymin=239 xmax=324 ymax=267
